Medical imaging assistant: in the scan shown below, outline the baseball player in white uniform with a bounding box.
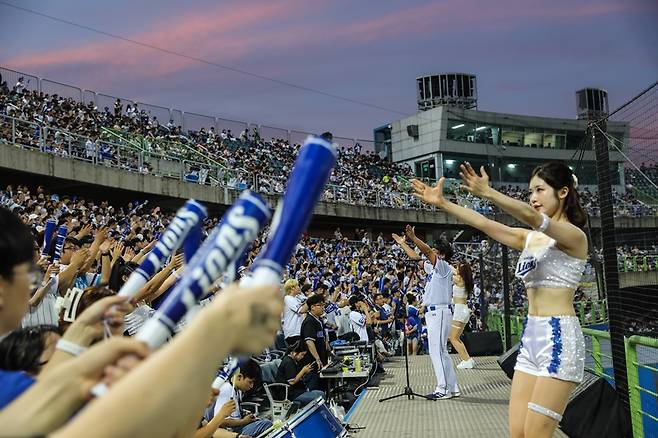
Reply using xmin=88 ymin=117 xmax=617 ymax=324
xmin=393 ymin=226 xmax=460 ymax=400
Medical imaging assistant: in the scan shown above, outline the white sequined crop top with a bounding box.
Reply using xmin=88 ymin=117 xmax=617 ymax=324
xmin=453 ymin=285 xmax=467 ymax=299
xmin=514 ymin=231 xmax=586 ymax=289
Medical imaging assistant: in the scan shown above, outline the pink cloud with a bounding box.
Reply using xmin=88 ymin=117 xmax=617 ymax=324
xmin=5 ymin=1 xmax=300 ymax=77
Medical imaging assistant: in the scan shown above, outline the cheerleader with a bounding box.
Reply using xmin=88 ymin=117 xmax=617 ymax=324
xmin=412 ymin=161 xmax=587 ymax=438
xmin=449 ymin=261 xmax=476 ymax=369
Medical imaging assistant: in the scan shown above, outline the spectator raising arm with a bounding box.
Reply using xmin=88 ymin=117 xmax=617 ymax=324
xmin=41 ymin=295 xmax=133 ymax=374
xmin=57 ymin=247 xmax=90 ymax=294
xmin=405 ymin=225 xmax=436 ymax=265
xmin=51 ymin=284 xmax=282 ymax=438
xmin=392 ymin=233 xmax=421 ymax=261
xmin=133 ymin=253 xmax=184 ymax=303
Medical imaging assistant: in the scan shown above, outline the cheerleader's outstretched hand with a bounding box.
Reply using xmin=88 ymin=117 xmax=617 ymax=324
xmin=459 ymin=162 xmax=491 ymax=198
xmin=411 ymin=177 xmax=446 ymax=207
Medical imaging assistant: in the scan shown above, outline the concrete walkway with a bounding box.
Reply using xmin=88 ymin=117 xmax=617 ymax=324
xmin=346 ymin=355 xmax=569 ymax=437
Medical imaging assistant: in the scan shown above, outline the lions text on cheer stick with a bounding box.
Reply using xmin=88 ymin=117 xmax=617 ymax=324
xmin=136 ymin=191 xmax=271 ymax=349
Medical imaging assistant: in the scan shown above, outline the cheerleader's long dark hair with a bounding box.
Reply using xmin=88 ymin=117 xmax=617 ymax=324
xmin=458 ymin=261 xmax=474 ymax=296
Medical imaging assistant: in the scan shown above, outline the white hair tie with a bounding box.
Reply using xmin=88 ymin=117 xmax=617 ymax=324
xmin=572 ymin=174 xmax=579 ymax=189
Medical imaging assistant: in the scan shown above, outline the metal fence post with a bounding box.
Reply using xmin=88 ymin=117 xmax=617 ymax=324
xmin=624 ymin=336 xmax=643 ymax=438
xmin=591 ymin=335 xmax=604 ymax=376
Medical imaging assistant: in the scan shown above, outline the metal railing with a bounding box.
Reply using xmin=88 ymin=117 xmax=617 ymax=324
xmin=619 ymin=255 xmax=658 ymax=273
xmin=625 ymin=335 xmax=658 ymax=438
xmin=0 ymin=111 xmax=431 ymax=207
xmin=582 ymin=327 xmax=615 ymax=382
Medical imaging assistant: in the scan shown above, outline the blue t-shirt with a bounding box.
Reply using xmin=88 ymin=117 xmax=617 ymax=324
xmin=406 ymin=306 xmax=421 ymax=340
xmin=0 ymin=369 xmax=35 ymax=409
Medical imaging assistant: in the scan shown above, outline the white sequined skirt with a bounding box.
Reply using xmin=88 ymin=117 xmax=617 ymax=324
xmin=514 ymin=315 xmax=585 ymax=383
xmin=452 ymin=303 xmax=471 ymax=324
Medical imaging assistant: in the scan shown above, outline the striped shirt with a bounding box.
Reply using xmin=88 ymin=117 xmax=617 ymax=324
xmin=22 ymin=277 xmax=60 ymax=327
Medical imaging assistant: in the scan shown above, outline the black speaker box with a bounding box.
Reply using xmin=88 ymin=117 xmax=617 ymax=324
xmin=497 ymin=342 xmax=520 ymax=379
xmin=462 ymin=331 xmax=504 ymax=356
xmin=560 ymin=372 xmax=632 ymax=438
xmin=406 ymin=124 xmax=419 ymax=138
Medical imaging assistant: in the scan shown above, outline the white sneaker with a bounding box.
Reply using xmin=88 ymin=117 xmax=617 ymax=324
xmin=457 ymin=358 xmax=475 ymax=369
xmin=452 ymin=391 xmax=461 ymax=398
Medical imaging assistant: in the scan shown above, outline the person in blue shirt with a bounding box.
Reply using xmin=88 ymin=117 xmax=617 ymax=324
xmin=405 ymin=293 xmax=421 ymax=356
xmin=0 ymin=207 xmax=47 ymax=408
xmin=0 ymin=325 xmax=62 ymax=409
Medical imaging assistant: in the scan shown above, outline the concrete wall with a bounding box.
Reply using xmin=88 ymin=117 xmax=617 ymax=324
xmin=1 ymin=143 xmax=656 ymax=230
xmin=390 ymin=107 xmax=443 ymax=163
xmin=619 ymin=271 xmax=658 ymax=288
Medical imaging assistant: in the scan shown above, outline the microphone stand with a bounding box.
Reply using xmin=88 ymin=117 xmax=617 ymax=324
xmin=378 ymin=303 xmax=431 ymax=402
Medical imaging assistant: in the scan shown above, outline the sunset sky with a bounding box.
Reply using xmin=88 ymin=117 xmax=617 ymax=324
xmin=1 ymin=0 xmax=656 ymax=139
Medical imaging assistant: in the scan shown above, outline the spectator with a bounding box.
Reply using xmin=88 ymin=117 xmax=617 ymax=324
xmin=405 ymin=293 xmax=421 ymax=356
xmin=275 ymin=340 xmax=325 ymax=407
xmin=212 ymin=359 xmax=273 ymax=437
xmin=282 ymin=278 xmax=307 ymax=346
xmin=300 ymin=293 xmax=328 ymax=390
xmin=348 ymin=294 xmax=371 ymax=342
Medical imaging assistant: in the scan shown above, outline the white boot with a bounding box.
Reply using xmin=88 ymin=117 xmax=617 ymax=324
xmin=457 ymin=358 xmax=475 ymax=369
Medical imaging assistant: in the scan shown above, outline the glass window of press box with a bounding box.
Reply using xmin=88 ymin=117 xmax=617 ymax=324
xmin=446 ymin=120 xmax=587 ymax=150
xmin=442 ymin=155 xmax=491 ymax=180
xmin=442 ymin=156 xmax=619 ymax=186
xmin=498 ymin=160 xmax=618 ymax=185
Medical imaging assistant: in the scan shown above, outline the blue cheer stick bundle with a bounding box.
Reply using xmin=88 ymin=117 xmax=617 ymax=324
xmin=136 ymin=191 xmax=271 ymax=349
xmin=118 ymin=199 xmax=207 ymax=299
xmin=91 ymin=192 xmax=270 ymax=398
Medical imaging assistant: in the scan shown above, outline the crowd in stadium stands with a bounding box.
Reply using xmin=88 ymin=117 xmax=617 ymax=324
xmin=2 ymin=182 xmax=651 ymax=326
xmin=1 ymin=177 xmax=656 ymax=434
xmin=1 ymin=78 xmax=656 ymax=216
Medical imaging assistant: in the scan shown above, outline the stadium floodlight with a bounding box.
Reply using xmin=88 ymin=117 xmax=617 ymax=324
xmin=451 ymin=124 xmax=465 ymax=129
xmin=475 ymin=126 xmax=487 ymax=131
xmin=445 ymin=159 xmax=456 ymax=165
